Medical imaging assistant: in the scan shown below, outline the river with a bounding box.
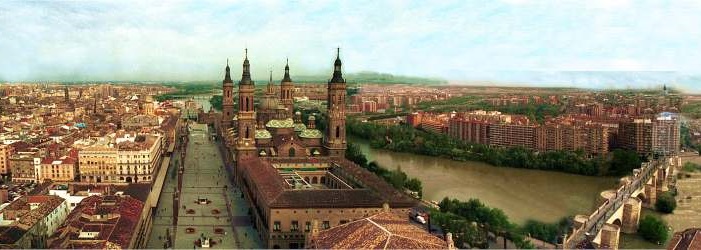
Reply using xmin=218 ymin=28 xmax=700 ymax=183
xmin=351 ymin=137 xmax=617 ymax=224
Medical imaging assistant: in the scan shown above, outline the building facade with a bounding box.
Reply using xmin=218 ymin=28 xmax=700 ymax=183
xmin=0 ymin=144 xmax=13 ymax=176
xmin=39 ymin=154 xmax=78 ymax=182
xmin=0 ymin=195 xmax=69 ymax=248
xmin=9 ymin=150 xmax=41 ymax=183
xmin=78 ymin=135 xmax=163 ymax=183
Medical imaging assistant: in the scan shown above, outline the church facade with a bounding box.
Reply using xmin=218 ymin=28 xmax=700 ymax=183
xmin=219 ymin=49 xmax=417 ymax=248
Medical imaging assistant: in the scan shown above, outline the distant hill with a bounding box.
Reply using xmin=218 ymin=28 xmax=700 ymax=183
xmin=290 ymin=71 xmax=447 ymax=85
xmin=451 ymin=71 xmax=700 ymax=94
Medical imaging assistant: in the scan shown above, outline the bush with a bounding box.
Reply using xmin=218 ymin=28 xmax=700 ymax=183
xmin=638 ymin=215 xmax=669 ymax=244
xmin=682 ymin=162 xmax=701 ymax=172
xmin=655 ymin=192 xmax=677 ymax=214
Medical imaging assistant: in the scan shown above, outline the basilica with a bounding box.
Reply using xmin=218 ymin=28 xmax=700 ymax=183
xmin=222 ymin=48 xmax=347 ymax=160
xmin=219 ymin=49 xmax=417 ymax=249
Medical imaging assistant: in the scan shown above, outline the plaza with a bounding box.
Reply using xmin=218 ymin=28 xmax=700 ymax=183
xmin=147 ymin=122 xmax=261 ymax=249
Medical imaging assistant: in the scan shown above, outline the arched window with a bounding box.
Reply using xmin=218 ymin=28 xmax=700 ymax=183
xmin=336 ymin=126 xmax=340 ymax=138
xmin=289 ymin=148 xmax=296 ymax=157
xmin=245 ymin=127 xmax=249 ymax=139
xmin=245 ymin=97 xmax=249 ymax=111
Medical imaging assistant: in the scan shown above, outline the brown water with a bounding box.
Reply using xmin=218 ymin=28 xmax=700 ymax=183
xmin=352 ymin=138 xmax=617 ymax=224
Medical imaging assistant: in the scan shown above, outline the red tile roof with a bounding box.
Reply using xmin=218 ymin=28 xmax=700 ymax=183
xmin=48 ymin=195 xmax=144 ymax=249
xmin=310 ymin=211 xmax=447 ymax=249
xmin=239 ymin=157 xmax=417 ymax=209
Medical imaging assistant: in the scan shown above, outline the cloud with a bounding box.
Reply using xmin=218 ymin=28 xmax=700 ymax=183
xmin=0 ymin=0 xmax=699 ymax=90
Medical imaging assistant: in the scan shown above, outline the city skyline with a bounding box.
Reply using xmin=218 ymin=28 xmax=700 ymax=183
xmin=1 ymin=1 xmax=701 ymax=92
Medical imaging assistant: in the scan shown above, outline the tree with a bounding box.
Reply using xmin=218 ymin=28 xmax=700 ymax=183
xmin=404 ymin=178 xmax=423 ymax=197
xmin=638 ymin=215 xmax=669 ymax=244
xmin=655 ymin=192 xmax=677 ymax=214
xmin=209 ymin=95 xmax=222 ymax=111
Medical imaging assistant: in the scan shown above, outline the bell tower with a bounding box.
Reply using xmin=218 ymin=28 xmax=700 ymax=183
xmin=236 ymin=49 xmax=257 ymax=161
xmin=324 ymin=48 xmax=347 ymax=158
xmin=222 ymin=59 xmax=235 ymax=127
xmin=280 ymin=58 xmax=294 ymax=119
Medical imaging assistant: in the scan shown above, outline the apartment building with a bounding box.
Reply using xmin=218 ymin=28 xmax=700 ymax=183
xmin=79 ymin=135 xmax=163 ymax=183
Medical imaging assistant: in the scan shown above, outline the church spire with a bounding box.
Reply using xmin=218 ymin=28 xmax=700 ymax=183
xmin=282 ymin=58 xmax=292 ymax=82
xmin=240 ymin=48 xmax=253 ymax=85
xmin=223 ymin=58 xmax=233 ymax=84
xmin=330 ymin=47 xmax=344 ymax=83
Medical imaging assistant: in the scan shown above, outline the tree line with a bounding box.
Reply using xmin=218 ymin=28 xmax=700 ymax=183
xmin=347 ymin=119 xmax=643 ymax=177
xmin=345 ymin=142 xmax=422 ymax=197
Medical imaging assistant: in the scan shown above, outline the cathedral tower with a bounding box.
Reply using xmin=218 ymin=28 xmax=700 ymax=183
xmin=280 ymin=58 xmax=294 ymax=119
xmin=236 ymin=49 xmax=257 ymax=160
xmin=324 ymin=48 xmax=347 ymax=158
xmin=222 ymin=59 xmax=236 ymax=126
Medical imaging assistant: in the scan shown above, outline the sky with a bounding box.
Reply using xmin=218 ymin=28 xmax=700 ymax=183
xmin=1 ymin=0 xmax=700 ymax=91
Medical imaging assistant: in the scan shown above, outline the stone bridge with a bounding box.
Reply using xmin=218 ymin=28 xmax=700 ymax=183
xmin=561 ymin=156 xmax=682 ymax=249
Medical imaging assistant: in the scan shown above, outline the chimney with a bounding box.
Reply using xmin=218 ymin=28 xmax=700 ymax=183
xmin=446 ymin=232 xmax=455 ymax=250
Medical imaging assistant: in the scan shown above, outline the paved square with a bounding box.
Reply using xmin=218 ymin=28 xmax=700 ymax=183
xmin=147 ymin=123 xmax=262 ymax=249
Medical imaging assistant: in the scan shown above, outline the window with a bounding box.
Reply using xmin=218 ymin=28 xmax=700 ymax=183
xmin=340 ymin=220 xmax=348 ymax=224
xmin=291 ymin=221 xmax=299 ymax=232
xmin=322 ymin=221 xmax=330 ymax=229
xmin=305 ymin=221 xmax=311 ymax=232
xmin=273 ymin=221 xmax=281 ymax=232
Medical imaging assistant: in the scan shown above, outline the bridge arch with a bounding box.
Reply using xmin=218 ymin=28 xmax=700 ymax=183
xmin=612 ymin=218 xmax=622 ymax=227
xmin=636 ymin=192 xmax=647 ymax=203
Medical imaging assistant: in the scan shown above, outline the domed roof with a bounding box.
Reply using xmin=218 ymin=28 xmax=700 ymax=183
xmin=294 ymin=123 xmax=307 ymax=132
xmin=299 ymin=129 xmax=323 ymax=139
xmin=254 ymin=129 xmax=272 ymax=139
xmin=266 ymin=118 xmax=295 ymax=128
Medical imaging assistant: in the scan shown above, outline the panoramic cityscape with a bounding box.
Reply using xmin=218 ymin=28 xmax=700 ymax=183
xmin=1 ymin=1 xmax=700 ymax=250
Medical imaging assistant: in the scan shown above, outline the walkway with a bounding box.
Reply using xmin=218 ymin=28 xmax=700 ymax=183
xmin=146 ymin=122 xmax=261 ymax=249
xmin=565 ymin=158 xmax=663 ymax=248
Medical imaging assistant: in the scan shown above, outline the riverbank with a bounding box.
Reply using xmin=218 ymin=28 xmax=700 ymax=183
xmin=347 ymin=120 xmax=642 ymax=177
xmin=350 ymin=137 xmax=616 ymax=224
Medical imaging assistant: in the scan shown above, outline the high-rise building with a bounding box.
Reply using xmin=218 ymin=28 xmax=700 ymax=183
xmin=619 ymin=119 xmax=653 ymax=155
xmin=652 ymin=113 xmax=680 ymax=156
xmin=489 ymin=123 xmax=537 ymax=149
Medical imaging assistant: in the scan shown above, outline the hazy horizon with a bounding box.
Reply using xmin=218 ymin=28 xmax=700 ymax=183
xmin=1 ymin=1 xmax=700 ymax=92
